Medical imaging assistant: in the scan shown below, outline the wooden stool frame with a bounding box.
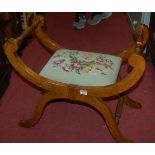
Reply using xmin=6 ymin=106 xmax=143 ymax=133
xmin=3 ymin=15 xmax=149 ymax=142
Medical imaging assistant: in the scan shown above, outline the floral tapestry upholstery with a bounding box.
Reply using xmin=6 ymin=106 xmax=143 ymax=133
xmin=39 ymin=49 xmax=122 ymax=86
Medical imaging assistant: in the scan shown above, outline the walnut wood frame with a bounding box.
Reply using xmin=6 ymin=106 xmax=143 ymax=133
xmin=3 ymin=15 xmax=149 ymax=142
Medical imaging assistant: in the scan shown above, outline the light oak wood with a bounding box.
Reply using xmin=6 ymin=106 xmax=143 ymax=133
xmin=3 ymin=15 xmax=149 ymax=142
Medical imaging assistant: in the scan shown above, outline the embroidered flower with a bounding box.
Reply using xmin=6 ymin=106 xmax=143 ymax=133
xmin=51 ymin=50 xmax=114 ymax=75
xmin=71 ymin=63 xmax=79 ymax=68
xmin=81 ymin=66 xmax=93 ymax=73
xmin=62 ymin=67 xmax=69 ymax=72
xmin=53 ymin=59 xmax=65 ymax=65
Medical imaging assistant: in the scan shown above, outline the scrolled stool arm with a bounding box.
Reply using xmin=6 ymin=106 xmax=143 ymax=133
xmin=34 ymin=16 xmax=63 ymax=52
xmin=79 ymin=54 xmax=146 ymax=98
xmin=135 ymin=24 xmax=149 ymax=47
xmin=115 ymin=24 xmax=149 ymax=60
xmin=3 ymin=39 xmax=66 ymax=91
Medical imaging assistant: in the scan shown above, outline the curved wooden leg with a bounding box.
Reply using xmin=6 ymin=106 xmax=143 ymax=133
xmin=19 ymin=91 xmax=58 ymax=128
xmin=77 ymin=96 xmax=133 ymax=142
xmin=115 ymin=96 xmax=124 ymax=125
xmin=117 ymin=76 xmax=141 ymax=109
xmin=115 ymin=94 xmax=141 ymax=125
xmin=18 ymin=89 xmax=133 ymax=142
xmin=124 ymin=95 xmax=142 ymax=109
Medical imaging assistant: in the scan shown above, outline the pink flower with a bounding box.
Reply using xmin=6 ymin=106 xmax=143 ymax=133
xmin=96 ymin=58 xmax=105 ymax=64
xmin=62 ymin=67 xmax=69 ymax=72
xmin=71 ymin=63 xmax=79 ymax=68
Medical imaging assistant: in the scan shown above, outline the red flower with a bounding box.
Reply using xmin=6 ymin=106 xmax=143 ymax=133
xmin=62 ymin=67 xmax=69 ymax=72
xmin=71 ymin=63 xmax=79 ymax=68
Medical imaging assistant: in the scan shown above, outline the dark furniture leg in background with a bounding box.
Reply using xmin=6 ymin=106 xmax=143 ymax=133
xmin=0 ymin=13 xmax=23 ymax=99
xmin=147 ymin=13 xmax=155 ymax=68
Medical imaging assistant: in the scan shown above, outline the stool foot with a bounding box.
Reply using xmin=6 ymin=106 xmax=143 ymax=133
xmin=124 ymin=95 xmax=142 ymax=109
xmin=19 ymin=91 xmax=56 ymax=128
xmin=115 ymin=94 xmax=142 ymax=125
